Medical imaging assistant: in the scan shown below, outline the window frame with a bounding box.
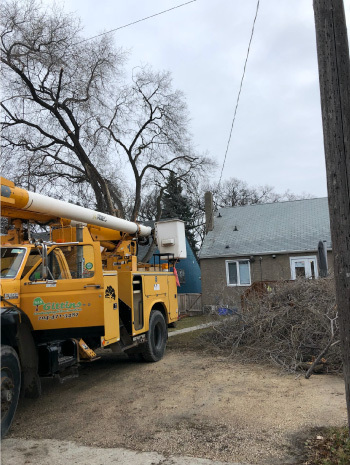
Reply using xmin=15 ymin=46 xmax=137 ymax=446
xmin=27 ymin=244 xmax=95 ymax=282
xmin=0 ymin=246 xmax=27 ymax=279
xmin=290 ymin=255 xmax=318 ymax=280
xmin=225 ymin=259 xmax=251 ymax=287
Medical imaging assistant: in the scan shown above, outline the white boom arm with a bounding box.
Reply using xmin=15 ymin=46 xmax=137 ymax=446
xmin=23 ymin=191 xmax=152 ymax=237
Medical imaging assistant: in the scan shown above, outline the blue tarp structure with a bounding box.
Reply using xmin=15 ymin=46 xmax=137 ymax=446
xmin=138 ymin=233 xmax=201 ymax=294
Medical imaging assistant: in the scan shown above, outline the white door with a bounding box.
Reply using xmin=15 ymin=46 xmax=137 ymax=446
xmin=290 ymin=256 xmax=318 ymax=280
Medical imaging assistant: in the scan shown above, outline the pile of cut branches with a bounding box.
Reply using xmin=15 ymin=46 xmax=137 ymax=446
xmin=206 ymin=278 xmax=342 ymax=373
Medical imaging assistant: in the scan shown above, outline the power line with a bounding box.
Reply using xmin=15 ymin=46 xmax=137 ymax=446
xmin=218 ymin=0 xmax=260 ymax=186
xmin=75 ymin=0 xmax=197 ymax=45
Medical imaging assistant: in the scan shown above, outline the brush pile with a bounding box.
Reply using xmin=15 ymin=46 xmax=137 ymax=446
xmin=208 ymin=278 xmax=342 ymax=373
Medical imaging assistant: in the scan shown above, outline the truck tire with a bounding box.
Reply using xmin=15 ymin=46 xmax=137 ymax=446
xmin=1 ymin=345 xmax=21 ymax=439
xmin=141 ymin=310 xmax=167 ymax=362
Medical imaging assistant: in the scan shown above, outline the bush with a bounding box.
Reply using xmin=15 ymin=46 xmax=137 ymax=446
xmin=207 ymin=278 xmax=342 ymax=373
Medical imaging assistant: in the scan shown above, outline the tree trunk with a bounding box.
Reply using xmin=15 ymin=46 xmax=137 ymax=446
xmin=313 ymin=0 xmax=350 ymax=431
xmin=84 ymin=163 xmax=115 ymax=215
xmin=131 ymin=178 xmax=142 ymax=222
xmin=140 ymin=186 xmax=165 ymax=263
xmin=141 ymin=241 xmax=157 ymax=264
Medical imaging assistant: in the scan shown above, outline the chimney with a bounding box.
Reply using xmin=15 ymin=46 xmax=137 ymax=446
xmin=205 ymin=191 xmax=214 ymax=233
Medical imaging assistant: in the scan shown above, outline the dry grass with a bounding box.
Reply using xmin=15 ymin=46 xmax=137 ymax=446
xmin=304 ymin=427 xmax=350 ymax=465
xmin=204 ymin=278 xmax=342 ymax=373
xmin=168 ymin=314 xmax=213 ymax=332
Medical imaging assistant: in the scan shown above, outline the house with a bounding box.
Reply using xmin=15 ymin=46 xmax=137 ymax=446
xmin=199 ymin=196 xmax=332 ymax=309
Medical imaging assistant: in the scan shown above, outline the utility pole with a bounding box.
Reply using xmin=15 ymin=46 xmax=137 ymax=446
xmin=313 ymin=0 xmax=350 ymax=431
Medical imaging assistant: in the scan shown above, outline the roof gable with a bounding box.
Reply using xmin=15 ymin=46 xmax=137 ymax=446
xmin=199 ymin=198 xmax=331 ymax=259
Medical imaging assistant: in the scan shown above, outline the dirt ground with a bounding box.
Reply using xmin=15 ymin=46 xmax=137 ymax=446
xmin=7 ymin=341 xmax=347 ymax=465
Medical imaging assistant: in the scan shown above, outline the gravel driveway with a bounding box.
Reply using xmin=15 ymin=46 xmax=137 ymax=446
xmin=4 ymin=347 xmax=347 ymax=464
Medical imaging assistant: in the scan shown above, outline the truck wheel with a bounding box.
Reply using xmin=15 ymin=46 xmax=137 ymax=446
xmin=1 ymin=345 xmax=21 ymax=439
xmin=141 ymin=310 xmax=167 ymax=362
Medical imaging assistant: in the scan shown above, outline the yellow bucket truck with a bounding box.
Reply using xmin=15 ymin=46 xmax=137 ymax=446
xmin=0 ymin=177 xmax=186 ymax=438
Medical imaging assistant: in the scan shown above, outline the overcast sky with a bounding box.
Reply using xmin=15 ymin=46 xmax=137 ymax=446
xmin=62 ymin=0 xmax=350 ymax=198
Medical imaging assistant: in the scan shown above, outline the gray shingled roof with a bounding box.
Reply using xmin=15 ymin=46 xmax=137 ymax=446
xmin=199 ymin=198 xmax=331 ymax=259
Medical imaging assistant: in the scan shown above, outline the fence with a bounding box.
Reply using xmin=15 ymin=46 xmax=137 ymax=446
xmin=177 ymin=293 xmax=202 ymax=315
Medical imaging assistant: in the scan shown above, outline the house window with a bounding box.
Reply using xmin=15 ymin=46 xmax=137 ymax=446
xmin=226 ymin=260 xmax=251 ymax=286
xmin=290 ymin=256 xmax=318 ymax=280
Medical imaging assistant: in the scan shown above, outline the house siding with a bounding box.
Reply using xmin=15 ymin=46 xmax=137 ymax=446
xmin=201 ymin=251 xmax=333 ymax=309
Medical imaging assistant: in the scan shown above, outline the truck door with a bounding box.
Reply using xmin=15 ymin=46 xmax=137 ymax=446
xmin=20 ymin=244 xmax=104 ymax=332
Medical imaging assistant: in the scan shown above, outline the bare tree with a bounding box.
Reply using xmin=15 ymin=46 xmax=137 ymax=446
xmin=1 ymin=0 xmax=208 ymax=222
xmin=0 ymin=0 xmax=128 ymax=213
xmin=209 ymin=178 xmax=310 ymax=208
xmin=97 ymin=66 xmax=210 ymax=221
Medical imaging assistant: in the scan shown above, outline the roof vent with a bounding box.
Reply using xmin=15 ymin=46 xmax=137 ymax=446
xmin=217 ymin=212 xmax=222 ymax=218
xmin=225 ymin=245 xmax=230 ymax=249
xmin=233 ymin=225 xmax=238 ymax=231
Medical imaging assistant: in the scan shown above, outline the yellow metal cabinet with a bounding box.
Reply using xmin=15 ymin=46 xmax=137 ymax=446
xmin=102 ymin=273 xmax=119 ymax=346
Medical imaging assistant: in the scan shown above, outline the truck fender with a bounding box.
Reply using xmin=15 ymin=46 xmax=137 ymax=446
xmin=16 ymin=317 xmax=42 ymax=399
